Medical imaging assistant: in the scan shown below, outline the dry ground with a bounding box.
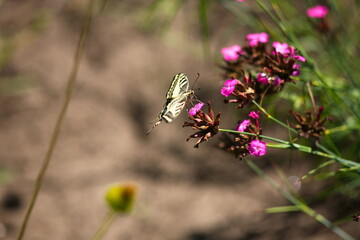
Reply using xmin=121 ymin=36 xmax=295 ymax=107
xmin=0 ymin=1 xmax=358 ymax=240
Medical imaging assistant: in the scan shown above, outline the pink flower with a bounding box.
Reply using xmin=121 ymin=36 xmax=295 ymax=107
xmin=189 ymin=102 xmax=204 ymax=116
xmin=307 ymin=5 xmax=329 ymax=18
xmin=273 ymin=42 xmax=306 ymax=63
xmin=236 ymin=0 xmax=244 ymax=2
xmin=221 ymin=86 xmax=235 ymax=97
xmin=272 ymin=42 xmax=290 ymax=54
xmin=237 ymin=119 xmax=251 ymax=132
xmin=248 ymin=111 xmax=260 ymax=119
xmin=248 ymin=140 xmax=267 ymax=156
xmin=221 ymin=45 xmax=242 ymax=61
xmin=221 ymin=79 xmax=239 ymax=97
xmin=257 ymin=73 xmax=269 ymax=84
xmin=285 ymin=46 xmax=306 ymax=62
xmin=246 ymin=32 xmax=269 ymax=46
xmin=224 ymin=79 xmax=239 ymax=87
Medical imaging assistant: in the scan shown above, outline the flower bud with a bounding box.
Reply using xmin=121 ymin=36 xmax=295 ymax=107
xmin=105 ymin=183 xmax=137 ymax=213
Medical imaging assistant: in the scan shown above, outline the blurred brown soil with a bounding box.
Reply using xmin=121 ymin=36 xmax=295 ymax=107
xmin=0 ymin=1 xmax=358 ymax=240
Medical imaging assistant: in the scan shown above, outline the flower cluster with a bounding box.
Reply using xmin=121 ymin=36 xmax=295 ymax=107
xmin=219 ymin=111 xmax=266 ymax=160
xmin=183 ymin=101 xmax=221 ymax=148
xmin=218 ymin=33 xmax=330 ymax=144
xmin=221 ymin=32 xmax=306 ymax=101
xmin=182 ymin=32 xmax=330 ymax=159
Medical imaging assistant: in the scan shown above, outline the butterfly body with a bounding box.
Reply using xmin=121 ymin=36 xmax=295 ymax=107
xmin=147 ymin=73 xmax=194 ymax=134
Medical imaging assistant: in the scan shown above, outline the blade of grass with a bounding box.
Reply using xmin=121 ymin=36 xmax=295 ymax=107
xmin=265 ymin=205 xmax=300 ymax=213
xmin=246 ymin=159 xmax=355 ymax=240
xmin=198 ymin=0 xmax=211 ymax=60
xmin=301 ymin=160 xmax=336 ymax=180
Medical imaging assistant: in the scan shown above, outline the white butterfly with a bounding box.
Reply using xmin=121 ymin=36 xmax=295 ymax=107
xmin=147 ymin=73 xmax=194 ymax=135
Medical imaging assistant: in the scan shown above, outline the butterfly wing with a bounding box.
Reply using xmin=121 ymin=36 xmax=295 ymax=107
xmin=147 ymin=73 xmax=191 ymax=135
xmin=166 ymin=73 xmax=189 ymax=99
xmin=161 ymin=95 xmax=187 ymax=123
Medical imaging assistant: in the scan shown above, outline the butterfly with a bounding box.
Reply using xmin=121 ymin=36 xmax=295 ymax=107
xmin=147 ymin=73 xmax=195 ymax=135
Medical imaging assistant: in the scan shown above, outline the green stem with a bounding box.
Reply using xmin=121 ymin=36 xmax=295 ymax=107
xmin=250 ymin=100 xmax=359 ymax=170
xmin=92 ymin=211 xmax=117 ymax=240
xmin=218 ymin=129 xmax=360 ymax=171
xmin=246 ymin=160 xmax=355 ymax=240
xmin=16 ymin=1 xmax=96 ymax=239
xmin=325 ymin=125 xmax=351 ymax=134
xmin=219 ymin=128 xmax=287 ymax=144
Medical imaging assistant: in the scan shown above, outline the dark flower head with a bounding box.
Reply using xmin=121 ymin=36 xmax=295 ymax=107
xmin=222 ymin=73 xmax=256 ymax=109
xmin=353 ymin=214 xmax=360 ymax=222
xmin=183 ymin=101 xmax=221 ymax=148
xmin=289 ymin=106 xmax=331 ymax=141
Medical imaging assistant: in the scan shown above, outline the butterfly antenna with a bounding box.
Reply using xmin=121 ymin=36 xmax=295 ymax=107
xmin=191 ymin=73 xmax=200 ymax=90
xmin=148 ymin=118 xmax=158 ymax=124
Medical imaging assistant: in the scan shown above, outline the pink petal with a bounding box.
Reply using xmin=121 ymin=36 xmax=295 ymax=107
xmin=221 ymin=45 xmax=242 ymax=61
xmin=258 ymin=32 xmax=269 ymax=43
xmin=248 ymin=111 xmax=260 ymax=119
xmin=221 ymin=86 xmax=235 ymax=97
xmin=246 ymin=32 xmax=269 ymax=46
xmin=272 ymin=42 xmax=290 ymax=54
xmin=189 ymin=102 xmax=204 ymax=116
xmin=248 ymin=140 xmax=267 ymax=157
xmin=294 ymin=55 xmax=306 ymax=62
xmin=236 ymin=119 xmax=251 ymax=132
xmin=224 ymin=79 xmax=239 ymax=87
xmin=307 ymin=5 xmax=329 ymax=18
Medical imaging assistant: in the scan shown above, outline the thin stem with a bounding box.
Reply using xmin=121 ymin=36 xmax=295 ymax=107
xmin=246 ymin=160 xmax=355 ymax=240
xmin=92 ymin=211 xmax=117 ymax=240
xmin=325 ymin=125 xmax=351 ymax=134
xmin=252 ymin=100 xmax=297 ymax=134
xmin=218 ymin=129 xmax=360 ymax=171
xmin=16 ymin=1 xmax=96 ymax=239
xmin=219 ymin=128 xmax=288 ymax=144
